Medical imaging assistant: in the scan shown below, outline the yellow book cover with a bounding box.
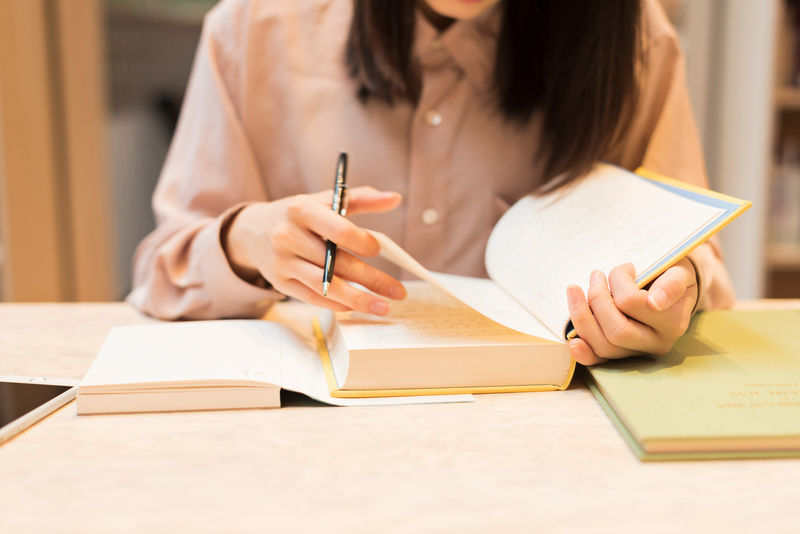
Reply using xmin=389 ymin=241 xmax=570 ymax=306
xmin=583 ymin=310 xmax=800 ymax=460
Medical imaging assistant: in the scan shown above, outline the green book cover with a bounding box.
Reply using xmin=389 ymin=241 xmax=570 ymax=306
xmin=583 ymin=310 xmax=800 ymax=461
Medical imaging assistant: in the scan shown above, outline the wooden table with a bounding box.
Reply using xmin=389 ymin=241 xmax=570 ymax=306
xmin=1 ymin=302 xmax=799 ymax=533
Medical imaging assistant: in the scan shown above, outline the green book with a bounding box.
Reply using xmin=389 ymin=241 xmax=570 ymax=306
xmin=582 ymin=310 xmax=800 ymax=461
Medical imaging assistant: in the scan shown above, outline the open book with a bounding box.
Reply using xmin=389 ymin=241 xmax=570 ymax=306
xmin=77 ymin=303 xmax=473 ymax=415
xmin=79 ymin=164 xmax=750 ymax=412
xmin=370 ymin=164 xmax=751 ymax=344
xmin=79 ymin=281 xmax=573 ymax=415
xmin=317 ymin=164 xmax=750 ymax=398
xmin=324 ymin=281 xmax=574 ymax=396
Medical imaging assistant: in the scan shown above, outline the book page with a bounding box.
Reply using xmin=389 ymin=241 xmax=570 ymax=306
xmin=80 ymin=321 xmax=285 ymax=390
xmin=82 ymin=316 xmax=472 ymax=407
xmin=264 ymin=302 xmax=474 ymax=406
xmin=335 ymin=281 xmax=559 ymax=351
xmin=270 ymin=307 xmax=473 ymax=406
xmin=370 ymin=232 xmax=560 ymax=341
xmin=485 ymin=164 xmax=725 ymax=337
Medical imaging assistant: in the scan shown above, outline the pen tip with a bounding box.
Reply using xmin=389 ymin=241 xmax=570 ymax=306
xmin=322 ymin=282 xmax=330 ymax=297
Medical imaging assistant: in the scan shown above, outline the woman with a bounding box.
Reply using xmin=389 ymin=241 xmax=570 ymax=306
xmin=129 ymin=0 xmax=736 ymax=365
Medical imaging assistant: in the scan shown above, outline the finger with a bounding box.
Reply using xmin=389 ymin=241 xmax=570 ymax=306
xmin=309 ymin=186 xmax=402 ymax=216
xmin=587 ymin=269 xmax=659 ymax=353
xmin=276 ymin=225 xmax=406 ymax=302
xmin=283 ymin=228 xmax=405 ymax=301
xmin=605 ymin=262 xmax=696 ymax=354
xmin=345 ymin=186 xmax=403 ymax=215
xmin=607 ymin=262 xmax=694 ymax=336
xmin=286 ymin=258 xmax=393 ymax=316
xmin=324 ymin=277 xmax=392 ymax=316
xmin=568 ymin=337 xmax=609 ymax=366
xmin=567 ymin=284 xmax=621 ymax=359
xmin=267 ymin=220 xmax=326 ymax=265
xmin=286 ymin=196 xmax=380 ymax=257
xmin=277 ymin=279 xmax=353 ymax=313
xmin=647 ymin=258 xmax=696 ymax=312
xmin=607 ymin=263 xmax=655 ymax=324
xmin=333 ymin=249 xmax=407 ymax=301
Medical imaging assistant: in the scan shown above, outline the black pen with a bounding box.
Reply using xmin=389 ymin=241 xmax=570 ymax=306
xmin=322 ymin=152 xmax=348 ymax=297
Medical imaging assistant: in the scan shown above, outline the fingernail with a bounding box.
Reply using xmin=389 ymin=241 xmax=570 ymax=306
xmin=370 ymin=300 xmax=389 ymax=316
xmin=389 ymin=284 xmax=407 ymax=300
xmin=590 ymin=270 xmax=602 ymax=285
xmin=566 ymin=285 xmax=579 ymax=309
xmin=649 ymin=288 xmax=669 ymax=311
xmin=568 ymin=339 xmax=583 ymax=360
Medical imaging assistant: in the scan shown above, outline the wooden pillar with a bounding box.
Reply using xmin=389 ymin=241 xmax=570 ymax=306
xmin=0 ymin=0 xmax=115 ymax=302
xmin=53 ymin=0 xmax=115 ymax=301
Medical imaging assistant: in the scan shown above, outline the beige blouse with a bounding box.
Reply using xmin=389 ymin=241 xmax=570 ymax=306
xmin=129 ymin=0 xmax=735 ymax=320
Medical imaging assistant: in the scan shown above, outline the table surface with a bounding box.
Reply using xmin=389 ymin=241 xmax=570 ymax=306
xmin=1 ymin=301 xmax=799 ymax=533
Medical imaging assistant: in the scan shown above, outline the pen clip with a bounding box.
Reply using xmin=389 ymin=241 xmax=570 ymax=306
xmin=333 ymin=184 xmax=348 ymax=216
xmin=332 ymin=152 xmax=348 ymax=216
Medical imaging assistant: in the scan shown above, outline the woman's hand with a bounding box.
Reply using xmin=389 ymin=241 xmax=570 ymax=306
xmin=566 ymin=258 xmax=698 ymax=365
xmin=223 ymin=186 xmax=407 ymax=315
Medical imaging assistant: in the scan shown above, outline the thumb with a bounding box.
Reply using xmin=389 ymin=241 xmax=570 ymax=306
xmin=647 ymin=258 xmax=696 ymax=311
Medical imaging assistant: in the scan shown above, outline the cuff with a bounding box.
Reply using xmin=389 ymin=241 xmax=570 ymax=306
xmin=684 ymin=253 xmax=702 ymax=315
xmin=191 ymin=203 xmax=285 ymax=318
xmin=685 ymin=238 xmax=736 ymax=312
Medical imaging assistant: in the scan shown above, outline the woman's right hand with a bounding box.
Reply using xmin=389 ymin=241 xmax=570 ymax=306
xmin=222 ymin=186 xmax=407 ymax=315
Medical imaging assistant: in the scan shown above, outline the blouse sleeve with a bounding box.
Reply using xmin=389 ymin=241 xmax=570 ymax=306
xmin=127 ymin=0 xmax=283 ymax=320
xmin=607 ymin=0 xmax=736 ymax=311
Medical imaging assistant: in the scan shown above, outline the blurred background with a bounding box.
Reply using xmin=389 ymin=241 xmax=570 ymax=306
xmin=0 ymin=0 xmax=795 ymax=302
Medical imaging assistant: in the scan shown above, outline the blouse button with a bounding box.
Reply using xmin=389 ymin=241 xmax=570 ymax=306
xmin=421 ymin=208 xmax=440 ymax=226
xmin=424 ymin=110 xmax=443 ymax=127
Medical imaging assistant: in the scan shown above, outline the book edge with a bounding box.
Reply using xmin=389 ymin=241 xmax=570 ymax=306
xmin=313 ymin=318 xmax=577 ymax=398
xmin=580 ymin=365 xmax=800 ymax=462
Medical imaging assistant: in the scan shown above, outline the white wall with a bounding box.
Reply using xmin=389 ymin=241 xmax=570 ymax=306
xmin=680 ymin=0 xmax=777 ymax=299
xmin=0 ymin=80 xmax=6 ymax=301
xmin=708 ymin=1 xmax=776 ymax=299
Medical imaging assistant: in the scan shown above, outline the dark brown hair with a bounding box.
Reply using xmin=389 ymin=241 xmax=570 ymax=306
xmin=345 ymin=0 xmax=641 ymax=191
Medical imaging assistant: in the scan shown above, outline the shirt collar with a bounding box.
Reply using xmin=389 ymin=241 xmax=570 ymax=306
xmin=414 ymin=5 xmax=502 ymax=96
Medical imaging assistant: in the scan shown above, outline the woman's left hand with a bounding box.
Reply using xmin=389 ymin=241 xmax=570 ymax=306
xmin=566 ymin=258 xmax=698 ymax=365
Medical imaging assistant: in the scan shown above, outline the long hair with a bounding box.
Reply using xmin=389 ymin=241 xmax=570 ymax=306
xmin=345 ymin=0 xmax=641 ymax=192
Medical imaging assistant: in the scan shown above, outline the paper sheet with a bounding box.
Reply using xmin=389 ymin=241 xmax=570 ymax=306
xmin=486 ymin=165 xmax=725 ymax=335
xmin=370 ymin=231 xmax=561 ymax=341
xmin=83 ymin=318 xmax=473 ymax=408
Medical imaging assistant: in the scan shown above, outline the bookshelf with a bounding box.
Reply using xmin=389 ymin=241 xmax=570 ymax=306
xmin=766 ymin=242 xmax=800 ymax=266
xmin=767 ymin=1 xmax=800 ymax=296
xmin=775 ymin=85 xmax=800 ymax=110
